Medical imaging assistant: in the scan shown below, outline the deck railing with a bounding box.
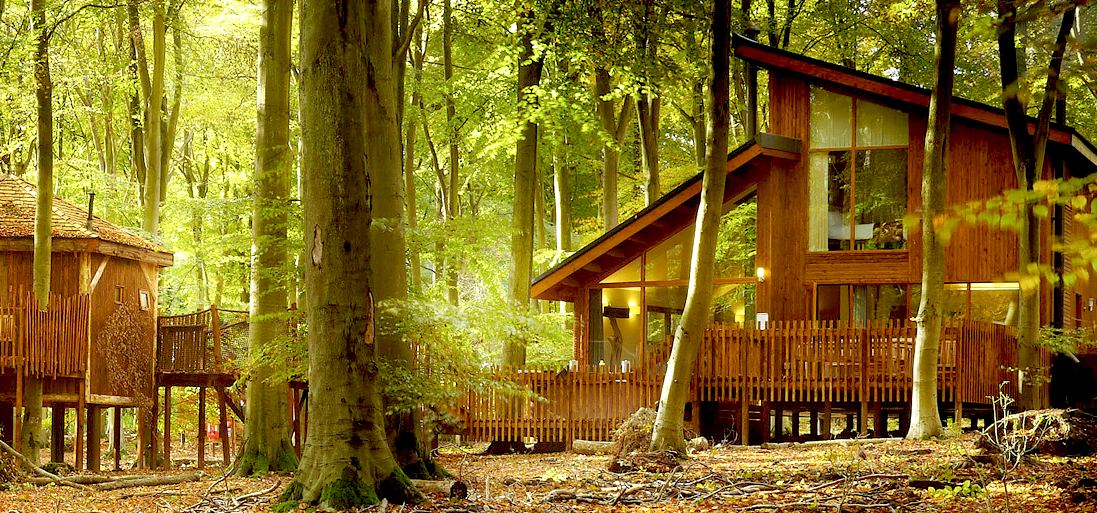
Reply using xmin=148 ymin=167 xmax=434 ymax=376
xmin=0 ymin=292 xmax=90 ymax=378
xmin=156 ymin=306 xmax=248 ymax=374
xmin=460 ymin=320 xmax=1048 ymax=444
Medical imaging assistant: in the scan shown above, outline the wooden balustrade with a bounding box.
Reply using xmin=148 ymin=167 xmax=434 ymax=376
xmin=460 ymin=319 xmax=1045 ymax=445
xmin=0 ymin=292 xmax=89 ymax=378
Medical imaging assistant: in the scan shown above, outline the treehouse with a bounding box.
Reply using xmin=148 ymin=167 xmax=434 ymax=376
xmin=0 ymin=174 xmax=173 ymax=470
xmin=459 ymin=35 xmax=1097 ymax=447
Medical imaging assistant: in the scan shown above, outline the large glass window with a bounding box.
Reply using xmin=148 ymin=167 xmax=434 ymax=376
xmin=808 ymin=88 xmax=909 ymax=251
xmin=816 ymin=284 xmax=908 ymax=323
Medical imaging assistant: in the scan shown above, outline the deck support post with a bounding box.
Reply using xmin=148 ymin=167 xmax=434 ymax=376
xmin=773 ymin=407 xmax=784 ymax=441
xmin=162 ymin=386 xmax=171 ymax=470
xmin=739 ymin=400 xmax=749 ymax=446
xmin=112 ymin=406 xmax=122 ymax=471
xmin=953 ymin=401 xmax=963 ymax=431
xmin=760 ymin=402 xmax=771 ymax=444
xmin=873 ymin=403 xmax=884 ymax=436
xmin=87 ymin=405 xmax=101 ymax=472
xmin=218 ymin=387 xmax=229 ymax=466
xmin=75 ymin=389 xmax=85 ymax=471
xmin=898 ymin=405 xmax=910 ymax=437
xmin=50 ymin=405 xmax=64 ymax=463
xmin=822 ymin=402 xmax=832 ymax=440
xmin=14 ymin=369 xmax=23 ymax=452
xmin=791 ymin=409 xmax=800 ymax=439
xmin=809 ymin=410 xmax=819 ymax=438
xmin=197 ymin=386 xmax=206 ymax=470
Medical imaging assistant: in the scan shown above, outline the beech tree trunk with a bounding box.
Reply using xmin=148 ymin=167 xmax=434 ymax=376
xmin=441 ymin=0 xmax=460 ymax=305
xmin=405 ymin=24 xmax=425 ymax=293
xmin=239 ymin=0 xmax=296 ymax=476
xmin=141 ymin=0 xmax=165 ymax=234
xmin=595 ymin=66 xmax=632 ymax=230
xmin=504 ymin=3 xmax=545 ymax=366
xmin=997 ymin=1 xmax=1075 ymax=410
xmin=650 ymin=0 xmax=730 ymax=453
xmin=285 ymin=0 xmax=415 ymax=507
xmin=908 ymin=0 xmax=960 ymax=440
xmin=20 ymin=378 xmax=43 ymax=466
xmin=31 ymin=0 xmax=51 ymax=312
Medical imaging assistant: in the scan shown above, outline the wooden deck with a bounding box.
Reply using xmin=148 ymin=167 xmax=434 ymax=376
xmin=459 ymin=320 xmax=1048 ymax=445
xmin=0 ymin=292 xmax=89 ymax=378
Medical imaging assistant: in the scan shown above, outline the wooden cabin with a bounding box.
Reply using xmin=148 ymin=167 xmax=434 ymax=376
xmin=0 ymin=174 xmax=173 ymax=470
xmin=458 ymin=35 xmax=1097 ymax=446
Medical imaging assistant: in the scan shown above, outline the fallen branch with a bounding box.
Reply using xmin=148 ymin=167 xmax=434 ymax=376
xmin=760 ymin=437 xmax=900 ymax=449
xmin=0 ymin=439 xmax=92 ymax=491
xmin=572 ymin=440 xmax=613 ymax=455
xmin=94 ymin=472 xmax=200 ymax=491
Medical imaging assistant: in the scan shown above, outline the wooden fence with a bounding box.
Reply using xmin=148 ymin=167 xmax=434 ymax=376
xmin=0 ymin=292 xmax=89 ymax=378
xmin=460 ymin=320 xmax=1045 ymax=444
xmin=155 ymin=306 xmax=251 ymax=375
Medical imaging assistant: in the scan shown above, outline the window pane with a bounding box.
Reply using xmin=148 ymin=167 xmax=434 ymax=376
xmin=854 ymin=149 xmax=908 ymax=249
xmin=601 ymin=258 xmax=641 ymax=283
xmin=808 ymin=151 xmax=853 ymax=251
xmin=856 ymin=99 xmax=909 ymax=147
xmin=810 ymin=88 xmax=853 ymax=148
xmin=909 ymin=284 xmax=969 ymax=320
xmin=970 ymin=283 xmax=1019 ymax=325
xmin=645 ymin=226 xmax=694 ymax=282
xmin=713 ymin=283 xmax=756 ymax=324
xmin=600 ymin=287 xmax=642 ymax=367
xmin=645 ymin=285 xmax=686 ymax=365
xmin=817 ymin=284 xmax=907 ymax=322
xmin=716 ymin=198 xmax=756 ymax=278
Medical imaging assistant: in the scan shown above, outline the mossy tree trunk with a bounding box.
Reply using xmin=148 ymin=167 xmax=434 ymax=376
xmin=284 ymin=0 xmax=416 ymax=507
xmin=908 ymin=0 xmax=960 ymax=440
xmin=649 ymin=0 xmax=730 ymax=453
xmin=21 ymin=378 xmax=43 ymax=465
xmin=239 ymin=0 xmax=296 ymax=476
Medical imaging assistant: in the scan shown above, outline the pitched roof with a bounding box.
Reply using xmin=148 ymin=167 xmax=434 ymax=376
xmin=0 ymin=174 xmax=173 ymax=265
xmin=732 ymin=34 xmax=1097 ymax=170
xmin=531 ymin=134 xmax=800 ymax=302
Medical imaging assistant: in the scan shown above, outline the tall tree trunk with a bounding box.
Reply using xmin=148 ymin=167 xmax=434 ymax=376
xmin=908 ymin=0 xmax=960 ymax=440
xmin=650 ymin=0 xmax=730 ymax=453
xmin=442 ymin=0 xmax=460 ymax=306
xmin=31 ymin=0 xmax=52 ymax=312
xmin=637 ymin=95 xmax=660 ymax=205
xmin=595 ymin=67 xmax=632 ymax=230
xmin=504 ymin=4 xmax=546 ymax=367
xmin=285 ymin=0 xmax=416 ymax=507
xmin=141 ymin=1 xmax=165 ymax=234
xmin=239 ymin=0 xmax=297 ymax=476
xmin=552 ymin=134 xmax=572 ymax=253
xmin=997 ymin=1 xmax=1074 ymax=410
xmin=21 ymin=378 xmax=43 ymax=465
xmin=405 ymin=25 xmax=425 ymax=293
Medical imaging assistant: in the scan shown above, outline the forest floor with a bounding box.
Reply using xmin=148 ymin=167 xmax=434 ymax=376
xmin=0 ymin=433 xmax=1094 ymax=512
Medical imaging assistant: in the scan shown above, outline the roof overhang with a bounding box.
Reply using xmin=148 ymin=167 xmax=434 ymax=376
xmin=531 ymin=133 xmax=800 ymax=302
xmin=732 ymin=34 xmax=1081 ymax=147
xmin=0 ymin=237 xmax=175 ymax=267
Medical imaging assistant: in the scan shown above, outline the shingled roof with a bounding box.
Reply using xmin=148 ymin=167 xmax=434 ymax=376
xmin=0 ymin=174 xmax=173 ymax=266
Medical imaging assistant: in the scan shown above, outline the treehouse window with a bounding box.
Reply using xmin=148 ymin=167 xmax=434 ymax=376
xmin=808 ymin=88 xmax=909 ymax=252
xmin=115 ymin=286 xmax=125 ymax=305
xmin=815 ymin=284 xmax=908 ymax=323
xmin=139 ymin=290 xmax=150 ymax=311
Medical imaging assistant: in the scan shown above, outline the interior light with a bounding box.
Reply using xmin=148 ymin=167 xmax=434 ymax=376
xmin=756 ymin=267 xmax=766 ymax=283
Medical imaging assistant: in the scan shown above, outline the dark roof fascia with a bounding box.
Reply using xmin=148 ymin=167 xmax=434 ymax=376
xmin=530 ymin=133 xmax=799 ymax=295
xmin=730 ymin=34 xmax=1082 ymax=135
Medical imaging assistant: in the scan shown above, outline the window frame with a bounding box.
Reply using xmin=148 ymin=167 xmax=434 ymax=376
xmin=808 ymin=87 xmax=910 ymax=253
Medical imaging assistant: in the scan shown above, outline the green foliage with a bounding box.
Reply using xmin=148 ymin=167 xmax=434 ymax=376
xmin=376 ymin=295 xmax=570 ymax=423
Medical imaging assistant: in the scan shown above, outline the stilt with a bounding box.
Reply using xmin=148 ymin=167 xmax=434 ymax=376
xmin=198 ymin=387 xmax=206 ymax=470
xmin=75 ymin=390 xmax=85 ymax=471
xmin=873 ymin=403 xmax=884 ymax=436
xmin=953 ymin=401 xmax=963 ymax=431
xmin=845 ymin=413 xmax=854 ymax=434
xmin=739 ymin=400 xmax=749 ymax=446
xmin=809 ymin=410 xmax=819 ymax=437
xmin=791 ymin=409 xmax=800 ymax=439
xmin=113 ymin=407 xmax=122 ymax=471
xmin=760 ymin=402 xmax=771 ymax=443
xmin=859 ymin=401 xmax=869 ymax=437
xmin=218 ymin=387 xmax=229 ymax=466
xmin=822 ymin=402 xmax=832 ymax=440
xmin=14 ymin=370 xmax=23 ymax=452
xmin=87 ymin=405 xmax=101 ymax=472
xmin=147 ymin=387 xmax=159 ymax=470
xmin=899 ymin=406 xmax=911 ymax=437
xmin=773 ymin=407 xmax=784 ymax=441
xmin=163 ymin=387 xmax=172 ymax=470
xmin=50 ymin=405 xmax=64 ymax=463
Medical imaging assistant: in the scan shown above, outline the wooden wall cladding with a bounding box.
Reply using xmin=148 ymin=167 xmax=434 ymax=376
xmin=2 ymin=252 xmax=82 ymax=298
xmin=805 ymin=252 xmax=910 ymax=284
xmin=88 ymin=256 xmax=156 ymax=399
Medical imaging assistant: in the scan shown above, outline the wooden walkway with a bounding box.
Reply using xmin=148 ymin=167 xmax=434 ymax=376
xmin=458 ymin=320 xmax=1048 ymax=446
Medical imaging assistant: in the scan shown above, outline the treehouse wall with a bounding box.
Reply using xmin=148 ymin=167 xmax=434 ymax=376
xmin=763 ymin=72 xmax=1056 ymax=322
xmin=88 ymin=255 xmax=156 ymax=401
xmin=0 ymin=252 xmax=83 ymax=301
